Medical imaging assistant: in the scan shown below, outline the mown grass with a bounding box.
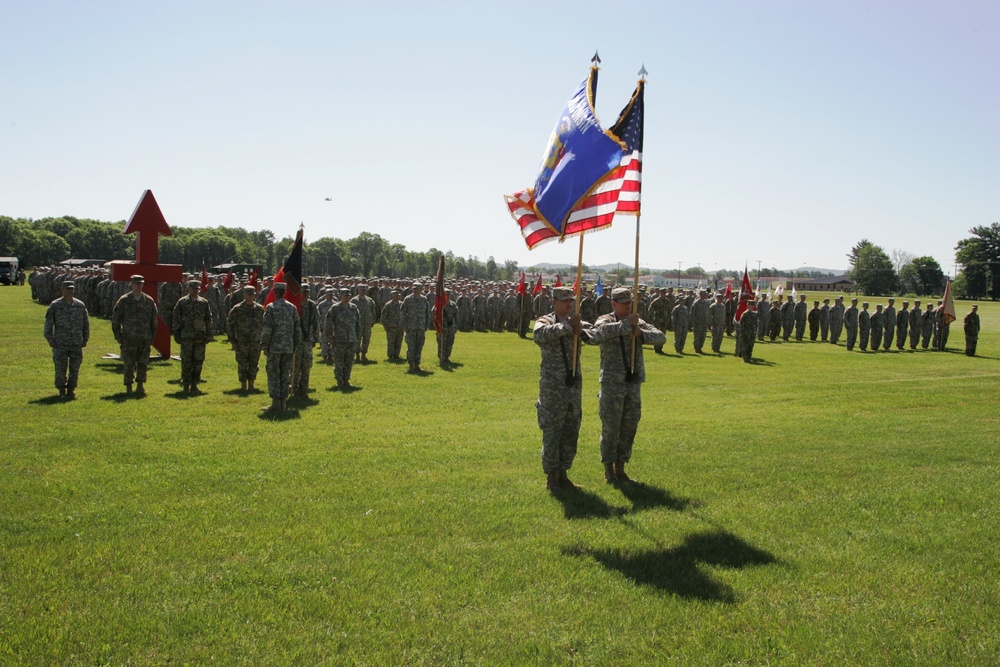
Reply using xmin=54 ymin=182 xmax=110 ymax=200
xmin=1 ymin=284 xmax=997 ymax=665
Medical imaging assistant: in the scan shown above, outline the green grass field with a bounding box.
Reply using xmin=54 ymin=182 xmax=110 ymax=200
xmin=2 ymin=285 xmax=998 ymax=665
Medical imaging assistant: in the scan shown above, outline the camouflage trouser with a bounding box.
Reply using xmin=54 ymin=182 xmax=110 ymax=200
xmin=795 ymin=320 xmax=806 ymax=341
xmin=810 ymin=322 xmax=820 ymax=341
xmin=265 ymin=352 xmax=292 ymax=399
xmin=178 ymin=341 xmax=206 ymax=384
xmin=233 ymin=342 xmax=261 ymax=382
xmin=883 ymin=326 xmax=893 ymax=350
xmin=405 ymin=329 xmax=425 ymax=366
xmin=909 ymin=326 xmax=921 ymax=349
xmin=599 ymin=382 xmax=642 ymax=464
xmin=710 ymin=325 xmax=724 ymax=353
xmin=385 ymin=327 xmax=403 ymax=359
xmin=896 ymin=325 xmax=908 ymax=349
xmin=673 ymin=329 xmax=687 ymax=354
xmin=537 ymin=384 xmax=582 ymax=474
xmin=821 ymin=320 xmax=829 ymax=341
xmin=294 ymin=342 xmax=314 ymax=393
xmin=859 ymin=327 xmax=870 ymax=351
xmin=871 ymin=328 xmax=883 ymax=350
xmin=940 ymin=325 xmax=950 ymax=349
xmin=436 ymin=330 xmax=455 ymax=360
xmin=741 ymin=334 xmax=756 ymax=361
xmin=845 ymin=325 xmax=857 ymax=350
xmin=782 ymin=320 xmax=793 ymax=340
xmin=120 ymin=337 xmax=151 ymax=385
xmin=692 ymin=325 xmax=708 ymax=352
xmin=921 ymin=326 xmax=932 ymax=349
xmin=966 ymin=335 xmax=977 ymax=357
xmin=320 ymin=337 xmax=332 ymax=360
xmin=359 ymin=326 xmax=372 ymax=356
xmin=829 ymin=322 xmax=842 ymax=344
xmin=332 ymin=342 xmax=355 ymax=384
xmin=52 ymin=346 xmax=83 ymax=390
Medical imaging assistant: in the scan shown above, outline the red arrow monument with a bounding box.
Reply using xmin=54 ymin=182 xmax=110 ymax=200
xmin=109 ymin=190 xmax=184 ymax=358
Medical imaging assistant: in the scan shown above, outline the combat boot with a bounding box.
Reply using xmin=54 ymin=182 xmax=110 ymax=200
xmin=546 ymin=472 xmax=559 ymax=492
xmin=604 ymin=462 xmax=617 ymax=484
xmin=558 ymin=470 xmax=577 ymax=490
xmin=66 ymin=389 xmax=75 ymax=400
xmin=248 ymin=379 xmax=255 ymax=392
xmin=135 ymin=382 xmax=145 ymax=396
xmin=241 ymin=380 xmax=247 ymax=392
xmin=58 ymin=388 xmax=66 ymax=398
xmin=614 ymin=461 xmax=632 ymax=484
xmin=125 ymin=383 xmax=133 ymax=394
xmin=280 ymin=398 xmax=287 ymax=411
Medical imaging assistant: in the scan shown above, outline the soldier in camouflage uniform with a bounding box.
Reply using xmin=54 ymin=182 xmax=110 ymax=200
xmin=756 ymin=293 xmax=771 ymax=341
xmin=708 ymin=292 xmax=727 ymax=353
xmin=111 ymin=275 xmax=159 ymax=395
xmin=317 ymin=288 xmax=336 ymax=362
xmin=794 ymin=294 xmax=808 ymax=341
xmin=260 ymin=283 xmax=301 ymax=410
xmin=882 ymin=298 xmax=896 ymax=351
xmin=819 ymin=298 xmax=830 ymax=342
xmin=964 ymin=304 xmax=980 ymax=356
xmin=534 ymin=287 xmax=592 ymax=491
xmin=671 ymin=298 xmax=689 ymax=353
xmin=402 ymin=281 xmax=432 ymax=372
xmin=158 ymin=279 xmax=183 ymax=331
xmin=858 ymin=302 xmax=871 ymax=351
xmin=844 ymin=298 xmax=859 ymax=351
xmin=518 ymin=288 xmax=534 ymax=338
xmin=44 ymin=281 xmax=90 ymax=399
xmin=737 ymin=299 xmax=758 ymax=362
xmin=294 ymin=284 xmax=321 ymax=397
xmin=807 ymin=300 xmax=821 ymax=341
xmin=908 ymin=300 xmax=923 ymax=349
xmin=172 ymin=280 xmax=214 ymax=393
xmin=227 ymin=285 xmax=264 ymax=392
xmin=920 ymin=303 xmax=935 ymax=349
xmin=690 ymin=290 xmax=710 ymax=354
xmin=780 ymin=294 xmax=795 ymax=341
xmin=870 ymin=304 xmax=884 ymax=351
xmin=829 ymin=296 xmax=845 ymax=344
xmin=380 ymin=289 xmax=404 ymax=361
xmin=327 ymin=287 xmax=361 ymax=388
xmin=895 ymin=301 xmax=910 ymax=350
xmin=351 ymin=284 xmax=376 ymax=362
xmin=587 ymin=288 xmax=666 ymax=484
xmin=434 ymin=289 xmax=459 ymax=365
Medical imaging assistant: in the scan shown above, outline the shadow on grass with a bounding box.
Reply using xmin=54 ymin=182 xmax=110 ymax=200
xmin=439 ymin=361 xmax=464 ymax=373
xmin=288 ymin=395 xmax=321 ymax=410
xmin=551 ymin=487 xmax=627 ymax=521
xmin=409 ymin=368 xmax=435 ymax=377
xmin=563 ymin=530 xmax=778 ymax=603
xmin=28 ymin=395 xmax=68 ymax=405
xmin=616 ymin=482 xmax=698 ymax=513
xmin=94 ymin=361 xmax=124 ymax=375
xmin=326 ymin=384 xmax=363 ymax=393
xmin=743 ymin=357 xmax=777 ymax=366
xmin=258 ymin=407 xmax=301 ymax=422
xmin=100 ymin=391 xmax=141 ymax=403
xmin=221 ymin=387 xmax=264 ymax=396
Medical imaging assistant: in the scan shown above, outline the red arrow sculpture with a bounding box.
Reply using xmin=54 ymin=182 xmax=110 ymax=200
xmin=109 ymin=190 xmax=184 ymax=358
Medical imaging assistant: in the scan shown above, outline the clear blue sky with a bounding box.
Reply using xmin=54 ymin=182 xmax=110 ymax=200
xmin=2 ymin=1 xmax=997 ymax=275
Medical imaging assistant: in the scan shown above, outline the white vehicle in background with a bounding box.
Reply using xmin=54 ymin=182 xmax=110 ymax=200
xmin=0 ymin=257 xmax=18 ymax=285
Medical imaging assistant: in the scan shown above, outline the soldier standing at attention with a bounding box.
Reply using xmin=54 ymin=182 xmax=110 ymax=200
xmin=351 ymin=284 xmax=376 ymax=363
xmin=756 ymin=293 xmax=770 ymax=341
xmin=870 ymin=304 xmax=884 ymax=351
xmin=737 ymin=298 xmax=758 ymax=363
xmin=882 ymin=298 xmax=896 ymax=351
xmin=708 ymin=292 xmax=727 ymax=353
xmin=587 ymin=288 xmax=666 ymax=485
xmin=227 ymin=285 xmax=264 ymax=392
xmin=111 ymin=275 xmax=158 ymax=395
xmin=690 ymin=289 xmax=711 ymax=354
xmin=434 ymin=289 xmax=459 ymax=365
xmin=781 ymin=294 xmax=796 ymax=341
xmin=327 ymin=287 xmax=361 ymax=388
xmin=858 ymin=302 xmax=871 ymax=351
xmin=317 ymin=287 xmax=337 ymax=363
xmin=402 ymin=281 xmax=432 ymax=373
xmin=794 ymin=294 xmax=808 ymax=341
xmin=294 ymin=284 xmax=320 ymax=397
xmin=828 ymin=296 xmax=845 ymax=344
xmin=172 ymin=280 xmax=213 ymax=394
xmin=895 ymin=301 xmax=910 ymax=350
xmin=908 ymin=300 xmax=923 ymax=349
xmin=844 ymin=298 xmax=859 ymax=351
xmin=819 ymin=298 xmax=831 ymax=342
xmin=44 ymin=280 xmax=90 ymax=399
xmin=534 ymin=287 xmax=592 ymax=491
xmin=807 ymin=300 xmax=821 ymax=341
xmin=920 ymin=303 xmax=935 ymax=349
xmin=380 ymin=289 xmax=404 ymax=361
xmin=260 ymin=283 xmax=301 ymax=410
xmin=964 ymin=305 xmax=980 ymax=356
xmin=671 ymin=298 xmax=689 ymax=354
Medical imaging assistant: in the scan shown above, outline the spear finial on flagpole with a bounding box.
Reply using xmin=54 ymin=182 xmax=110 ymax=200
xmin=638 ymin=64 xmax=647 ymax=81
xmin=592 ymin=51 xmax=601 ymax=65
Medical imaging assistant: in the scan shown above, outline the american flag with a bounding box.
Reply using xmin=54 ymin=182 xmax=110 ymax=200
xmin=506 ymin=77 xmax=644 ymax=250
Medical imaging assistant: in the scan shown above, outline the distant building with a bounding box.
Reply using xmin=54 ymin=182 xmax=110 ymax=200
xmin=790 ymin=275 xmax=855 ymax=292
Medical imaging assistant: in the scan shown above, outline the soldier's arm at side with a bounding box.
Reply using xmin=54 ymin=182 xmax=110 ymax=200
xmin=638 ymin=320 xmax=666 ymax=345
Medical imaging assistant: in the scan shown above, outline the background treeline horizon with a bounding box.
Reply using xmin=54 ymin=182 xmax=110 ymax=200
xmin=2 ymin=215 xmax=998 ymax=299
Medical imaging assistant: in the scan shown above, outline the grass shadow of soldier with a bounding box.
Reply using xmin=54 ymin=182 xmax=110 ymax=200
xmin=563 ymin=530 xmax=778 ymax=603
xmin=439 ymin=361 xmax=464 ymax=373
xmin=258 ymin=406 xmax=301 ymax=422
xmin=94 ymin=361 xmax=125 ymax=376
xmin=744 ymin=357 xmax=777 ymax=366
xmin=29 ymin=395 xmax=70 ymax=406
xmin=100 ymin=391 xmax=140 ymax=404
xmin=409 ymin=368 xmax=434 ymax=377
xmin=551 ymin=486 xmax=628 ymax=521
xmin=327 ymin=385 xmax=363 ymax=394
xmin=616 ymin=482 xmax=698 ymax=513
xmin=288 ymin=395 xmax=321 ymax=410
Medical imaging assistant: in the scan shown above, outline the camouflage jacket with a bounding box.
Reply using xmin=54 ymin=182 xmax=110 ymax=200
xmin=351 ymin=294 xmax=377 ymax=329
xmin=261 ymin=298 xmax=301 ymax=354
xmin=533 ymin=312 xmax=592 ymax=390
xmin=44 ymin=297 xmax=90 ymax=348
xmin=401 ymin=293 xmax=431 ymax=331
xmin=380 ymin=300 xmax=403 ymax=329
xmin=112 ymin=292 xmax=158 ymax=342
xmin=227 ymin=300 xmax=264 ymax=345
xmin=172 ymin=295 xmax=213 ymax=343
xmin=327 ymin=301 xmax=361 ymax=344
xmin=299 ymin=298 xmax=321 ymax=344
xmin=588 ymin=314 xmax=665 ymax=384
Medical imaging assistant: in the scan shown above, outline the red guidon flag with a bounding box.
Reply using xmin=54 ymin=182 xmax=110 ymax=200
xmin=734 ymin=267 xmax=755 ymax=322
xmin=264 ymin=226 xmax=304 ymax=313
xmin=433 ymin=254 xmax=446 ymax=335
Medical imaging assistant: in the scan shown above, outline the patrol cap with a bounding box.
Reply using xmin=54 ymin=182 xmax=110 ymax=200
xmin=902 ymin=300 xmax=909 ymax=305
xmin=62 ymin=281 xmax=75 ymax=289
xmin=130 ymin=275 xmax=145 ymax=283
xmin=972 ymin=304 xmax=978 ymax=309
xmin=301 ymin=284 xmax=311 ymax=292
xmin=390 ymin=289 xmax=400 ymax=295
xmin=611 ymin=287 xmax=632 ymax=303
xmin=552 ymin=286 xmax=574 ymax=302
xmin=412 ymin=281 xmax=423 ymax=288
xmin=272 ymin=282 xmax=287 ymax=293
xmin=339 ymin=287 xmax=351 ymax=295
xmin=242 ymin=285 xmax=256 ymax=294
xmin=358 ymin=284 xmax=368 ymax=290
xmin=187 ymin=280 xmax=201 ymax=289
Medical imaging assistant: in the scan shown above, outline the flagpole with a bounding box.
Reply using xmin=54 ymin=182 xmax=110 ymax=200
xmin=630 ymin=211 xmax=641 ymax=372
xmin=571 ymin=231 xmax=585 ymax=377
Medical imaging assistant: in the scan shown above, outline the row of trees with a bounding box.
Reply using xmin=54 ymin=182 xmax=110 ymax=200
xmin=0 ymin=216 xmax=520 ymax=281
xmin=846 ymin=224 xmax=1000 ymax=299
